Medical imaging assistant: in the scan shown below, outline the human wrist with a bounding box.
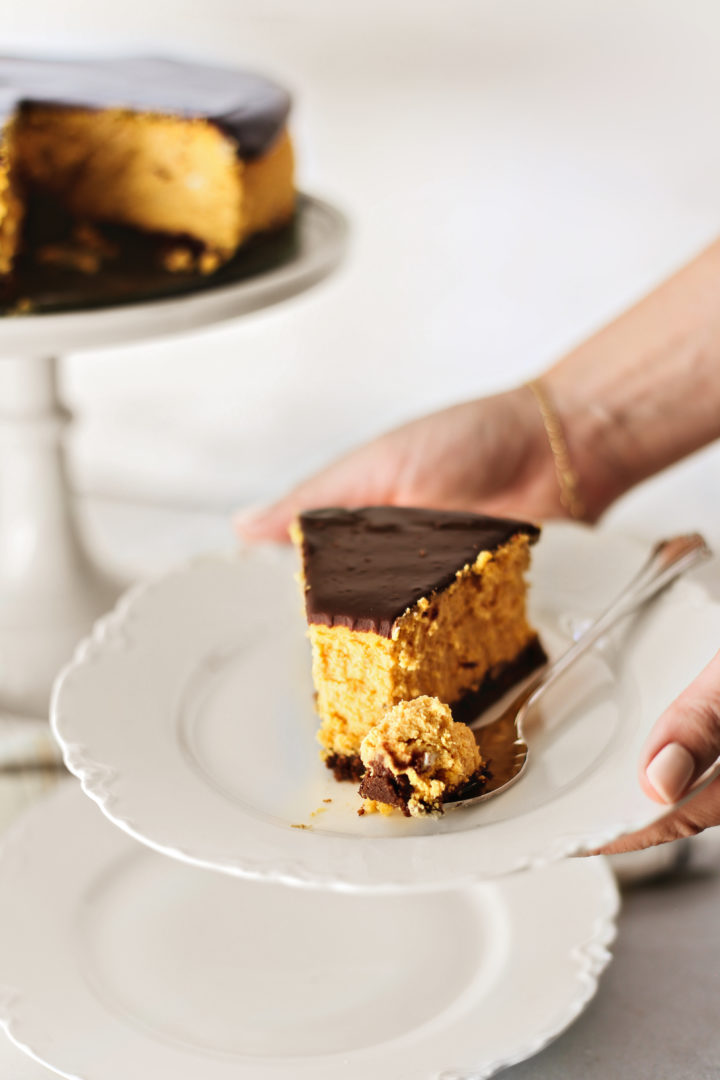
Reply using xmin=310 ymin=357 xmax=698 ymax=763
xmin=525 ymin=378 xmax=588 ymax=520
xmin=499 ymin=384 xmax=573 ymax=519
xmin=537 ymin=365 xmax=629 ymax=521
xmin=543 ymin=315 xmax=720 ymax=519
xmin=539 ymin=240 xmax=720 ymax=518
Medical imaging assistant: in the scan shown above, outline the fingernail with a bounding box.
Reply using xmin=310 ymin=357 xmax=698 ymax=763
xmin=646 ymin=742 xmax=695 ymax=803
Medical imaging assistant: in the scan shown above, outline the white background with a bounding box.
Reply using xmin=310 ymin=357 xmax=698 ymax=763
xmin=5 ymin=0 xmax=720 ymax=548
xmin=2 ymin=10 xmax=720 ymax=1075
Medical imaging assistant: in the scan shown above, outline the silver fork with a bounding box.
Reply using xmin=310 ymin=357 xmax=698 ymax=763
xmin=448 ymin=533 xmax=713 ymax=810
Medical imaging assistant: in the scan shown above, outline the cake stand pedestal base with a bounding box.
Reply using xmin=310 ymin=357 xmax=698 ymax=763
xmin=0 ymin=355 xmax=120 ymax=718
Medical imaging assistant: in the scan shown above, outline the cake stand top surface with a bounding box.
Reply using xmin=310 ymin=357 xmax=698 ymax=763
xmin=0 ymin=195 xmax=347 ymax=358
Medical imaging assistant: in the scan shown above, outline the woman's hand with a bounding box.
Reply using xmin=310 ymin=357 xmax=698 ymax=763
xmin=599 ymin=649 xmax=720 ymax=853
xmin=235 ymin=387 xmax=568 ymax=543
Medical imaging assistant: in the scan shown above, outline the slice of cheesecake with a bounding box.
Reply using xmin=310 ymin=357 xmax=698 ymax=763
xmin=293 ymin=506 xmax=546 ymax=781
xmin=358 ymin=696 xmax=488 ymax=816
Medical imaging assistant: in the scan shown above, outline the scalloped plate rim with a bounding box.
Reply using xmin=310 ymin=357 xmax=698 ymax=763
xmin=0 ymin=783 xmax=620 ymax=1080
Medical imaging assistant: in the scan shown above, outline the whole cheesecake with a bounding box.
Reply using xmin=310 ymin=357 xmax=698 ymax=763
xmin=0 ymin=55 xmax=295 ymax=279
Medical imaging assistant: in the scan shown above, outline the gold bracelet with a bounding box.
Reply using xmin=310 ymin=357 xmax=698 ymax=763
xmin=526 ymin=378 xmax=586 ymax=520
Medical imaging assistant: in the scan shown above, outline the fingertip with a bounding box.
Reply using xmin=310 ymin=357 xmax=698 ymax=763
xmin=638 ymin=756 xmax=669 ymax=804
xmin=639 ymin=772 xmax=668 ymax=805
xmin=644 ymin=742 xmax=696 ymax=804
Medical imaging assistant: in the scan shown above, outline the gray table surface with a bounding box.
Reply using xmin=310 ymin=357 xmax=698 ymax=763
xmin=505 ymin=843 xmax=720 ymax=1080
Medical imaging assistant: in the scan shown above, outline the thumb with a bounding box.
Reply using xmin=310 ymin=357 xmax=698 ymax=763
xmin=640 ymin=648 xmax=720 ymax=805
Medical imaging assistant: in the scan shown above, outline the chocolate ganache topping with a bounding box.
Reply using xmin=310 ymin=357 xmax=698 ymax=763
xmin=0 ymin=56 xmax=290 ymax=159
xmin=298 ymin=507 xmax=540 ymax=637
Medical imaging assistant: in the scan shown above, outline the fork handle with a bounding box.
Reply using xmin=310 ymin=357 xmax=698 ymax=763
xmin=527 ymin=533 xmax=712 ymax=707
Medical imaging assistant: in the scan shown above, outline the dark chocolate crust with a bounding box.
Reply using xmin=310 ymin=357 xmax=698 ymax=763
xmin=0 ymin=56 xmax=290 ymax=160
xmin=443 ymin=763 xmax=493 ymax=804
xmin=358 ymin=761 xmax=414 ymax=816
xmin=298 ymin=506 xmax=541 ymax=637
xmin=450 ymin=636 xmax=547 ymax=724
xmin=358 ymin=758 xmax=493 ymax=815
xmin=324 ymin=752 xmax=364 ymax=783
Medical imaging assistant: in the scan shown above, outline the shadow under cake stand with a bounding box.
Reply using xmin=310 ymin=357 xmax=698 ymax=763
xmin=0 ymin=194 xmax=347 ymax=718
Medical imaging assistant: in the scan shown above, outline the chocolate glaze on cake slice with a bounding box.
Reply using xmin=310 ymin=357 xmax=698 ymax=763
xmin=298 ymin=506 xmax=540 ymax=637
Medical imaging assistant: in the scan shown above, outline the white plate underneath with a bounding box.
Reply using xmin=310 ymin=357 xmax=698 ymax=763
xmin=51 ymin=522 xmax=720 ymax=891
xmin=0 ymin=784 xmax=619 ymax=1080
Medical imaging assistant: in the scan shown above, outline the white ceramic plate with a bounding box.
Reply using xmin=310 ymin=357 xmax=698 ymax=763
xmin=0 ymin=783 xmax=618 ymax=1080
xmin=0 ymin=1033 xmax=55 ymax=1080
xmin=52 ymin=523 xmax=720 ymax=891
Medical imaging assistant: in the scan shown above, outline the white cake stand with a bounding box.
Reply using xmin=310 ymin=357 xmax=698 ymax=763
xmin=0 ymin=195 xmax=347 ymax=718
